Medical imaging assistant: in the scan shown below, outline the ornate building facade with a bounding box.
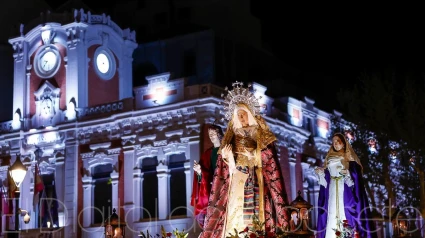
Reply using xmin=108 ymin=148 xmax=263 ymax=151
xmin=0 ymin=10 xmax=342 ymax=238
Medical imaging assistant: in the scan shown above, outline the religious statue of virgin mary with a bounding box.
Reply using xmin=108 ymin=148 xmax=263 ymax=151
xmin=315 ymin=133 xmax=377 ymax=238
xmin=199 ymin=82 xmax=289 ymax=238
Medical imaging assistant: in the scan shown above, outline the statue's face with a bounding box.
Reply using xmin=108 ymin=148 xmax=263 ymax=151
xmin=237 ymin=109 xmax=249 ymax=127
xmin=332 ymin=136 xmax=344 ymax=152
xmin=208 ymin=129 xmax=221 ymax=145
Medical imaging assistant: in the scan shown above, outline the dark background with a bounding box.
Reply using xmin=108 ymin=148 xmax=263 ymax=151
xmin=1 ymin=1 xmax=424 ymax=119
xmin=251 ymin=2 xmax=425 ymax=111
xmin=69 ymin=1 xmax=425 ymax=111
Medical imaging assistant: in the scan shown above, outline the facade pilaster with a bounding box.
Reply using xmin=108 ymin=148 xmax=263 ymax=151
xmin=82 ymin=176 xmax=93 ymax=227
xmin=133 ymin=169 xmax=142 ymax=221
xmin=55 ymin=155 xmax=65 ymax=226
xmin=9 ymin=38 xmax=29 ymax=123
xmin=110 ymin=170 xmax=119 ymax=210
xmin=65 ymin=27 xmax=88 ymax=108
xmin=64 ymin=140 xmax=79 ymax=237
xmin=184 ymin=161 xmax=191 ymax=216
xmin=122 ymin=145 xmax=136 ymax=229
xmin=157 ymin=148 xmax=168 ymax=219
xmin=288 ymin=146 xmax=298 ymax=201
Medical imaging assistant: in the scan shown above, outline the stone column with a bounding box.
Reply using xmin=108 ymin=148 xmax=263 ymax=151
xmin=301 ymin=162 xmax=310 ymax=199
xmin=157 ymin=148 xmax=168 ymax=219
xmin=186 ymin=140 xmax=200 ymax=215
xmin=55 ymin=155 xmax=65 ymax=226
xmin=82 ymin=176 xmax=93 ymax=227
xmin=289 ymin=157 xmax=297 ymax=201
xmin=10 ymin=39 xmax=28 ymax=126
xmin=120 ymin=42 xmax=137 ymax=99
xmin=122 ymin=145 xmax=136 ymax=229
xmin=110 ymin=171 xmax=119 ymax=210
xmin=66 ymin=28 xmax=88 ymax=108
xmin=64 ymin=140 xmax=79 ymax=237
xmin=134 ymin=169 xmax=142 ymax=220
xmin=311 ymin=184 xmax=320 ymax=230
xmin=184 ymin=161 xmax=192 ymax=216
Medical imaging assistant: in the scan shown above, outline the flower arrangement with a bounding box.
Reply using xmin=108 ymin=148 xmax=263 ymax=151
xmin=225 ymin=215 xmax=289 ymax=238
xmin=332 ymin=219 xmax=357 ymax=238
xmin=138 ymin=225 xmax=188 ymax=238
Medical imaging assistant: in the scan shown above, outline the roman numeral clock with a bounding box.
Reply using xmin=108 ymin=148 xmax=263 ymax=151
xmin=34 ymin=46 xmax=61 ymax=79
xmin=34 ymin=27 xmax=61 ymax=79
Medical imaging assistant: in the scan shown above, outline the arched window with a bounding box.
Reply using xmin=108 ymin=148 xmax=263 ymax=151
xmin=92 ymin=164 xmax=113 ymax=224
xmin=169 ymin=153 xmax=186 ymax=217
xmin=141 ymin=157 xmax=158 ymax=219
xmin=38 ymin=173 xmax=59 ymax=228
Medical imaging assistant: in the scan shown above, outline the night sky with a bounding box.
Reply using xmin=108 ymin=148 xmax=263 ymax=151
xmin=0 ymin=1 xmax=424 ymax=120
xmin=251 ymin=2 xmax=425 ymax=111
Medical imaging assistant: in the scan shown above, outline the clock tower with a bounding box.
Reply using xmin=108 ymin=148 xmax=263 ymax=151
xmin=8 ymin=10 xmax=137 ymax=130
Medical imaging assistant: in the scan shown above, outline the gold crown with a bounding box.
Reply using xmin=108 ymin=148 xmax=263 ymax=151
xmin=219 ymin=81 xmax=262 ymax=121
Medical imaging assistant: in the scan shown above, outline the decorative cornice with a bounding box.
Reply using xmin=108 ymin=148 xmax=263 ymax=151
xmin=270 ymin=120 xmax=310 ymax=150
xmin=81 ymin=151 xmax=95 ymax=159
xmin=313 ymin=137 xmax=331 ymax=153
xmin=122 ymin=135 xmax=137 ymax=146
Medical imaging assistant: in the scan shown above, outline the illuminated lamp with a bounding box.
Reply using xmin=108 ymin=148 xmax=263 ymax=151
xmin=104 ymin=208 xmax=126 ymax=238
xmin=287 ymin=191 xmax=314 ymax=237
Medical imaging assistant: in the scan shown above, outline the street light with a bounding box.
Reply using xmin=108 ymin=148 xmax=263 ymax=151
xmin=9 ymin=153 xmax=28 ymax=233
xmin=288 ymin=190 xmax=314 ymax=236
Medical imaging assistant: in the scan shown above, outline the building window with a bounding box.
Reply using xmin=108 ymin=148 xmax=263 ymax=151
xmin=317 ymin=118 xmax=329 ymax=138
xmin=92 ymin=164 xmax=113 ymax=224
xmin=183 ymin=50 xmax=196 ymax=77
xmin=142 ymin=157 xmax=158 ymax=219
xmin=303 ymin=117 xmax=311 ymax=132
xmin=38 ymin=173 xmax=59 ymax=228
xmin=169 ymin=154 xmax=187 ymax=216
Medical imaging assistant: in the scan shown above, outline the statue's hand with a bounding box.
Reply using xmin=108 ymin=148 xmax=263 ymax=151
xmin=221 ymin=144 xmax=232 ymax=158
xmin=222 ymin=144 xmax=235 ymax=174
xmin=193 ymin=161 xmax=201 ymax=175
xmin=235 ymin=148 xmax=255 ymax=159
xmin=314 ymin=167 xmax=325 ymax=175
xmin=339 ymin=169 xmax=348 ymax=176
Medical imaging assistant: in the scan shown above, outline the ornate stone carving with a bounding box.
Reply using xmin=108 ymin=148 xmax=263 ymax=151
xmin=162 ymin=143 xmax=188 ymax=155
xmin=80 ymin=151 xmax=95 ymax=159
xmin=76 ymin=101 xmax=125 ymax=119
xmin=122 ymin=135 xmax=136 ymax=146
xmin=23 ymin=131 xmax=65 ymax=147
xmin=12 ymin=41 xmax=24 ymax=62
xmin=154 ymin=140 xmax=167 ymax=147
xmin=0 ymin=121 xmax=14 ymax=134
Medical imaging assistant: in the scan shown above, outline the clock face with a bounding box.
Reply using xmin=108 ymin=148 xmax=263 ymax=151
xmin=94 ymin=47 xmax=116 ymax=80
xmin=96 ymin=53 xmax=110 ymax=74
xmin=40 ymin=51 xmax=57 ymax=71
xmin=34 ymin=46 xmax=61 ymax=78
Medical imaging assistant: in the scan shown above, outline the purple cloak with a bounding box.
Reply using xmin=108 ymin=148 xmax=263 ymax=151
xmin=316 ymin=161 xmax=377 ymax=238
